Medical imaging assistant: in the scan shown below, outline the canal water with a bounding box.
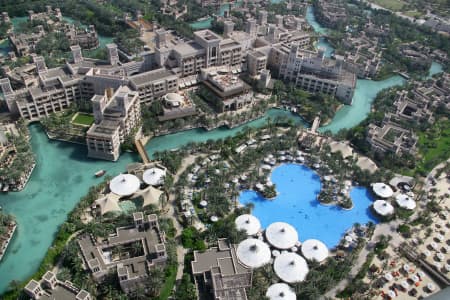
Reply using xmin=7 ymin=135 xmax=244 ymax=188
xmin=0 ymin=109 xmax=302 ymax=292
xmin=0 ymin=6 xmax=445 ymax=293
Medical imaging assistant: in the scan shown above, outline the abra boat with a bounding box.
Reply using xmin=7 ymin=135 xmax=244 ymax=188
xmin=95 ymin=170 xmax=106 ymax=177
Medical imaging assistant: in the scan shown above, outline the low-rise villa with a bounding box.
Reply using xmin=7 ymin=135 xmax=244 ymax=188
xmin=24 ymin=271 xmax=92 ymax=300
xmin=191 ymin=238 xmax=253 ymax=300
xmin=78 ymin=213 xmax=167 ymax=293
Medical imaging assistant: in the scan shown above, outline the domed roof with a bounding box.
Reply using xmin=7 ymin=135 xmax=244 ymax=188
xmin=164 ymin=93 xmax=184 ymax=103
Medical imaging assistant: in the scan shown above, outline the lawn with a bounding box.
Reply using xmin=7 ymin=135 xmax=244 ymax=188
xmin=371 ymin=0 xmax=406 ymax=11
xmin=72 ymin=113 xmax=94 ymax=126
xmin=158 ymin=265 xmax=177 ymax=300
xmin=417 ymin=119 xmax=450 ymax=172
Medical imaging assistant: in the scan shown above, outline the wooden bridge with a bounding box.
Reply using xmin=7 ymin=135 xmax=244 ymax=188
xmin=135 ymin=139 xmax=150 ymax=164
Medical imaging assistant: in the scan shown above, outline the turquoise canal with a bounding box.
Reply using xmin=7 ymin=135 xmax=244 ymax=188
xmin=0 ymin=6 xmax=445 ymax=293
xmin=0 ymin=109 xmax=302 ymax=292
xmin=239 ymin=164 xmax=378 ymax=247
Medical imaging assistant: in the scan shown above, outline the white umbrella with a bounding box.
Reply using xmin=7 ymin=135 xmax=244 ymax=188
xmin=384 ymin=273 xmax=393 ymax=281
xmin=345 ymin=235 xmax=353 ymax=243
xmin=434 ymin=262 xmax=441 ymax=269
xmin=403 ymin=264 xmax=410 ymax=272
xmin=427 ymin=283 xmax=435 ymax=291
xmin=274 ymin=252 xmax=309 ymax=283
xmin=301 ymin=239 xmax=329 ymax=262
xmin=142 ymin=168 xmax=166 ymax=186
xmin=423 ymin=250 xmax=431 ymax=257
xmin=266 ymin=283 xmax=296 ymax=300
xmin=437 ymin=252 xmax=445 ymax=261
xmin=199 ymin=200 xmax=208 ymax=207
xmin=396 ymin=194 xmax=416 ymax=210
xmin=411 ymin=275 xmax=420 ymax=283
xmin=261 ymin=164 xmax=272 ymax=171
xmin=266 ymin=222 xmax=299 ymax=250
xmin=110 ymin=174 xmax=140 ymax=196
xmin=436 ymin=234 xmax=444 ymax=242
xmin=445 ymin=264 xmax=450 ymax=272
xmin=400 ymin=280 xmax=409 ymax=289
xmin=418 ymin=271 xmax=425 ymax=279
xmin=430 ymin=242 xmax=438 ymax=250
xmin=210 ymin=216 xmax=219 ymax=222
xmin=236 ymin=238 xmax=271 ymax=268
xmin=388 ymin=290 xmax=396 ymax=298
xmin=373 ymin=200 xmax=394 ymax=216
xmin=235 ymin=214 xmax=261 ymax=236
xmin=372 ymin=183 xmax=394 ymax=198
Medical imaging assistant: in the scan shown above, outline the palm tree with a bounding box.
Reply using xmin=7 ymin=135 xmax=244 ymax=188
xmin=148 ymin=268 xmax=164 ymax=296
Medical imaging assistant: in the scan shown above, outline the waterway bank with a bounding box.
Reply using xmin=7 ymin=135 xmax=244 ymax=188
xmin=0 ymin=5 xmax=445 ymax=294
xmin=0 ymin=108 xmax=302 ymax=293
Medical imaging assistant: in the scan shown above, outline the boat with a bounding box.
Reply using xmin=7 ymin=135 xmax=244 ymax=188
xmin=2 ymin=184 xmax=9 ymax=193
xmin=95 ymin=170 xmax=106 ymax=177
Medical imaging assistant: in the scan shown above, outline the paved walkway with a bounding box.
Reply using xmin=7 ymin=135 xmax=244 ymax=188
xmin=325 ymin=221 xmax=402 ymax=298
xmin=164 ymin=154 xmax=203 ymax=281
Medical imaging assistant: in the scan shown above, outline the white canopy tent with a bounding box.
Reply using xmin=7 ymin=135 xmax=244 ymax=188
xmin=142 ymin=186 xmax=164 ymax=207
xmin=266 ymin=222 xmax=299 ymax=250
xmin=110 ymin=174 xmax=140 ymax=196
xmin=301 ymin=239 xmax=329 ymax=262
xmin=235 ymin=214 xmax=261 ymax=236
xmin=274 ymin=252 xmax=309 ymax=283
xmin=266 ymin=283 xmax=296 ymax=300
xmin=143 ymin=167 xmax=166 ymax=186
xmin=373 ymin=200 xmax=394 ymax=216
xmin=236 ymin=238 xmax=271 ymax=268
xmin=372 ymin=183 xmax=394 ymax=198
xmin=94 ymin=194 xmax=121 ymax=215
xmin=395 ymin=194 xmax=416 ymax=210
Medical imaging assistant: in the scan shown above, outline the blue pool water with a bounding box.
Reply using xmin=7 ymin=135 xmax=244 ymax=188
xmin=239 ymin=164 xmax=379 ymax=248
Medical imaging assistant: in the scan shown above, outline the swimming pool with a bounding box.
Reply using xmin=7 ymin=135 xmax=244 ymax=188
xmin=239 ymin=164 xmax=379 ymax=248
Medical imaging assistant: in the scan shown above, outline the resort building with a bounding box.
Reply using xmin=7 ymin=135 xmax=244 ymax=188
xmin=78 ymin=213 xmax=167 ymax=294
xmin=271 ymin=43 xmax=356 ymax=104
xmin=314 ymin=0 xmax=348 ymax=27
xmin=200 ymin=69 xmax=253 ymax=112
xmin=367 ymin=122 xmax=418 ymax=156
xmin=159 ymin=91 xmax=197 ymax=121
xmin=8 ymin=7 xmax=99 ymax=57
xmin=191 ymin=239 xmax=253 ymax=300
xmin=24 ymin=271 xmax=92 ymax=300
xmin=155 ymin=29 xmax=243 ymax=78
xmin=86 ymin=86 xmax=141 ymax=161
xmin=128 ymin=68 xmax=179 ymax=105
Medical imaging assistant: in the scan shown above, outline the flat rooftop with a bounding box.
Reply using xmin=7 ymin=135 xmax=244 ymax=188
xmin=173 ymin=41 xmax=204 ymax=57
xmin=192 ymin=244 xmax=250 ymax=276
xmin=130 ymin=68 xmax=175 ymax=86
